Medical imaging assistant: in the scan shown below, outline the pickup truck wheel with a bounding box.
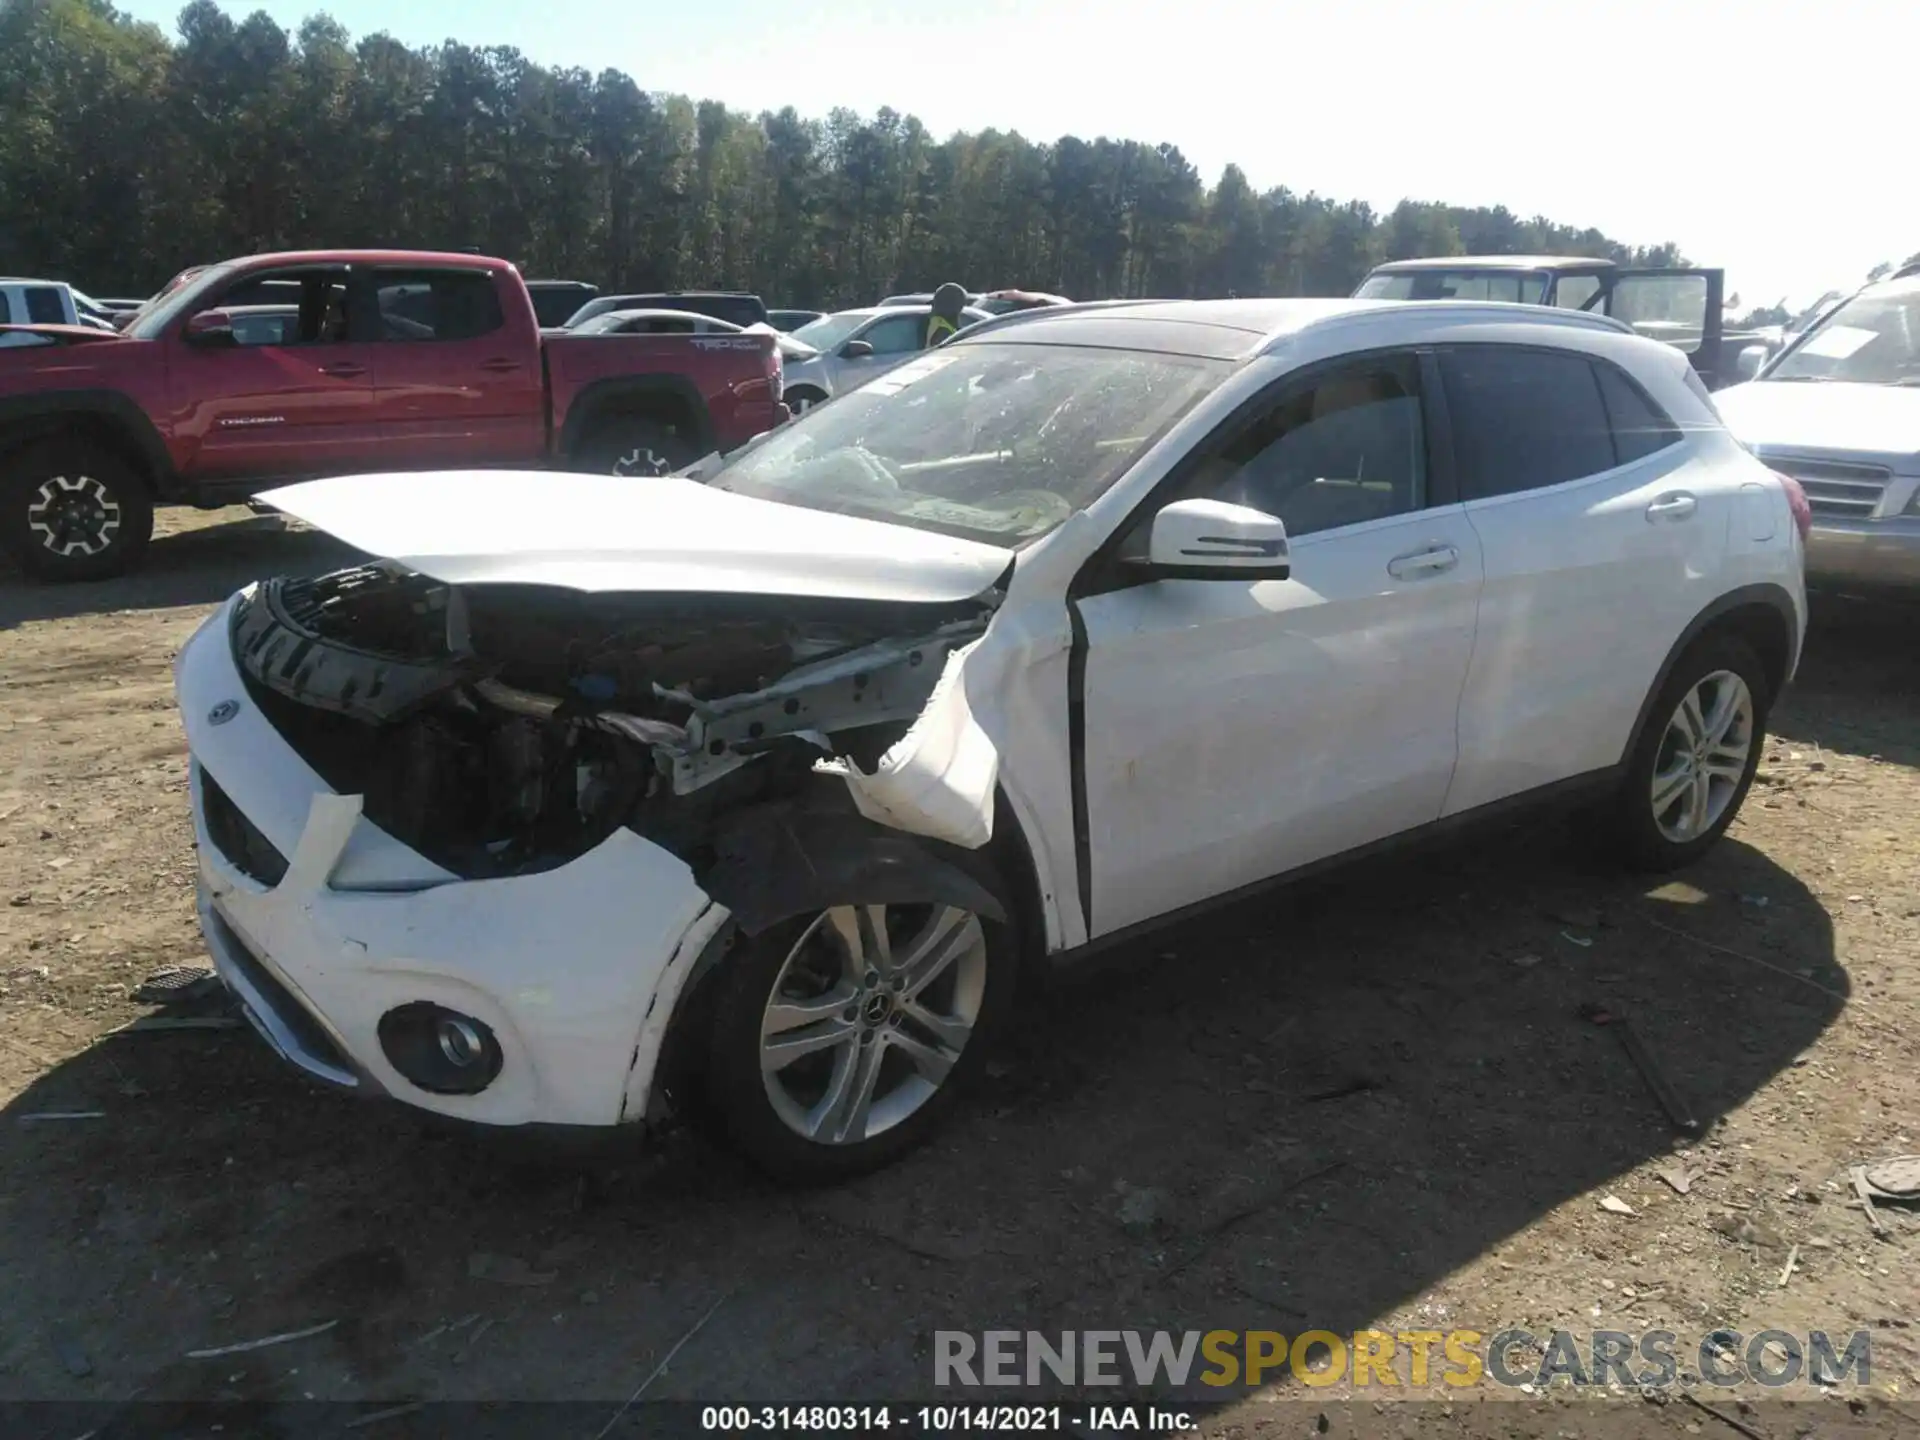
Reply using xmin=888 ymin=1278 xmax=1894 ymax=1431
xmin=2 ymin=441 xmax=154 ymax=582
xmin=583 ymin=419 xmax=697 ymax=477
xmin=703 ymin=896 xmax=1017 ymax=1185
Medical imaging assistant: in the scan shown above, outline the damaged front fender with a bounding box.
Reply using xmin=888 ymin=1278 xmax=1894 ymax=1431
xmin=703 ymin=800 xmax=1008 ymax=938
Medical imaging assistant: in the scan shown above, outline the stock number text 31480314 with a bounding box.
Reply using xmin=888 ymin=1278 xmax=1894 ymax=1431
xmin=701 ymin=1406 xmax=1071 ymax=1432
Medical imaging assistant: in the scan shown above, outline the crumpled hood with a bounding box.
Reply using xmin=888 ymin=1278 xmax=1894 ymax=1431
xmin=1713 ymin=381 xmax=1920 ymax=462
xmin=259 ymin=470 xmax=1013 ymax=603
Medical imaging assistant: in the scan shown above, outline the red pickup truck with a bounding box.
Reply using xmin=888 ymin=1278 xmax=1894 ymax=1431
xmin=0 ymin=249 xmax=787 ymax=581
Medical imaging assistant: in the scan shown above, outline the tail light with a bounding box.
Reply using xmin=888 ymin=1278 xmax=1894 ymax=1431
xmin=1770 ymin=469 xmax=1812 ymax=542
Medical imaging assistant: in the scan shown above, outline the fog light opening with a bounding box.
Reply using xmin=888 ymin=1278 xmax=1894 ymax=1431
xmin=377 ymin=1002 xmax=503 ymax=1095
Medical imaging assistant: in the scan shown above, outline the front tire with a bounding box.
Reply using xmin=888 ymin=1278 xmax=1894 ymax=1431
xmin=784 ymin=387 xmax=828 ymax=416
xmin=1606 ymin=632 xmax=1770 ymax=872
xmin=1 ymin=440 xmax=154 ymax=582
xmin=703 ymin=898 xmax=1017 ymax=1184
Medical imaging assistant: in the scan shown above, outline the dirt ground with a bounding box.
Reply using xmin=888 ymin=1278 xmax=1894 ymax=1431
xmin=1 ymin=507 xmax=1915 ymax=1437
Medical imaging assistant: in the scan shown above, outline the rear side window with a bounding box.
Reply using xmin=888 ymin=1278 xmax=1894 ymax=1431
xmin=374 ymin=269 xmax=505 ymax=342
xmin=1441 ymin=347 xmax=1616 ymax=499
xmin=0 ymin=290 xmax=11 ymax=324
xmin=1594 ymin=362 xmax=1682 ymax=463
xmin=25 ymin=287 xmax=66 ymax=324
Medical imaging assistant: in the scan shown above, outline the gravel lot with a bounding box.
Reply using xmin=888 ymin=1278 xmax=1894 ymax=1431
xmin=1 ymin=507 xmax=1915 ymax=1435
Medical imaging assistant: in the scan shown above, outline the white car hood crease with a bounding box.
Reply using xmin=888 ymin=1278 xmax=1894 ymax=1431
xmin=1713 ymin=381 xmax=1920 ymax=459
xmin=260 ymin=471 xmax=1014 ymax=604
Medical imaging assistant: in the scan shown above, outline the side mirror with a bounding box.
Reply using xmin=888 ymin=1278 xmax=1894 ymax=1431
xmin=1137 ymin=497 xmax=1290 ymax=581
xmin=183 ymin=309 xmax=237 ymax=346
xmin=1735 ymin=344 xmax=1770 ymax=382
xmin=840 ymin=338 xmax=875 ymax=359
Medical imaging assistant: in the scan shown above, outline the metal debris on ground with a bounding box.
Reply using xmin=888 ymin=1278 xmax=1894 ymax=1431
xmin=1656 ymin=1163 xmax=1697 ymax=1196
xmin=1777 ymin=1243 xmax=1799 ymax=1287
xmin=1560 ymin=931 xmax=1594 ymax=948
xmin=185 ymin=1318 xmax=338 ymax=1359
xmin=1578 ymin=1001 xmax=1701 ymax=1135
xmin=1599 ymin=1194 xmax=1636 ymax=1216
xmin=18 ymin=1111 xmax=105 ymax=1123
xmin=594 ymin=1289 xmax=733 ymax=1440
xmin=1848 ymin=1155 xmax=1919 ymax=1235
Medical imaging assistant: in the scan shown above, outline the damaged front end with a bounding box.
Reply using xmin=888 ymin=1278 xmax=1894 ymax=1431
xmin=229 ymin=562 xmax=1003 ymax=885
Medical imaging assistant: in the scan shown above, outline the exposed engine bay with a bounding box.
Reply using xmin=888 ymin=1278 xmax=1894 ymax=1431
xmin=231 ymin=563 xmax=1000 ymax=878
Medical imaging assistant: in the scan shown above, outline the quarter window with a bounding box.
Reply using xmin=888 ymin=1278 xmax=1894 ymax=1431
xmin=1594 ymin=361 xmax=1682 ymax=463
xmin=25 ymin=287 xmax=68 ymax=324
xmin=1162 ymin=353 xmax=1428 ymax=538
xmin=1440 ymin=347 xmax=1616 ymax=499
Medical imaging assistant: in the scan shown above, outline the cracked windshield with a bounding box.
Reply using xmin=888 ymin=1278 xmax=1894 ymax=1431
xmin=709 ymin=344 xmax=1226 ymax=544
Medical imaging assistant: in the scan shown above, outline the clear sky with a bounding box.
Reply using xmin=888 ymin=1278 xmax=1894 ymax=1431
xmin=116 ymin=0 xmax=1916 ymax=309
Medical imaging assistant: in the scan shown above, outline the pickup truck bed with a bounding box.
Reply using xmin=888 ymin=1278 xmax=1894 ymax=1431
xmin=0 ymin=249 xmax=786 ymax=581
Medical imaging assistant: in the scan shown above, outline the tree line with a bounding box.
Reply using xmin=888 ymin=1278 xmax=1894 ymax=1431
xmin=4 ymin=0 xmax=1707 ymax=305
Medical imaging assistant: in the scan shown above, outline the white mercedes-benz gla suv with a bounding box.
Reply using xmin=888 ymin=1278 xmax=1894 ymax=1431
xmin=175 ymin=298 xmax=1809 ymax=1182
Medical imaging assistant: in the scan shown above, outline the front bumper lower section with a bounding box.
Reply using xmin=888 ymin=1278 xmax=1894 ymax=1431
xmin=175 ymin=594 xmax=726 ymax=1129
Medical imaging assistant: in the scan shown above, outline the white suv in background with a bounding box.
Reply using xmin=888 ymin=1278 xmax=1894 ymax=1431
xmin=176 ymin=298 xmax=1807 ymax=1183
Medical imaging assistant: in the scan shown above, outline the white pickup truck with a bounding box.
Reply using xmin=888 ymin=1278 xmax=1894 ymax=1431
xmin=0 ymin=278 xmax=120 ymax=344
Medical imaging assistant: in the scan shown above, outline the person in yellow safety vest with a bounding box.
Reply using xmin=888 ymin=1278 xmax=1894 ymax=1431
xmin=925 ymin=282 xmax=968 ymax=347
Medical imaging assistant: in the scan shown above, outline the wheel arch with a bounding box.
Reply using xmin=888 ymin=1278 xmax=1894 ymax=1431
xmin=1617 ymin=583 xmax=1800 ymax=768
xmin=0 ymin=390 xmax=173 ymax=495
xmin=557 ymin=376 xmax=716 ymax=459
xmin=640 ymin=796 xmax=1024 ymax=1130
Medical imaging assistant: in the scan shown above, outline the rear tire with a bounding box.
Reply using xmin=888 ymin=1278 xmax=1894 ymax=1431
xmin=579 ymin=418 xmax=699 ymax=477
xmin=1605 ymin=632 xmax=1770 ymax=872
xmin=1 ymin=439 xmax=154 ymax=582
xmin=702 ymin=894 xmax=1018 ymax=1185
xmin=784 ymin=387 xmax=828 ymax=416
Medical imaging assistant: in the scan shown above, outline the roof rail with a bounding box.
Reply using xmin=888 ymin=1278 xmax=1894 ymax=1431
xmin=945 ymin=297 xmax=1159 ymax=344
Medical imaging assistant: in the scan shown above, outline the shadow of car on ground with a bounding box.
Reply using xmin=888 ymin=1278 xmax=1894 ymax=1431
xmin=0 ymin=815 xmax=1844 ymax=1411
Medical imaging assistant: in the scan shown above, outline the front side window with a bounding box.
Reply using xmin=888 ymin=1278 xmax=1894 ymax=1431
xmin=373 ymin=269 xmax=504 ymax=342
xmin=792 ymin=312 xmax=866 ymax=352
xmin=857 ymin=313 xmax=928 ymax=356
xmin=1766 ymin=278 xmax=1920 ymax=386
xmin=1553 ymin=275 xmax=1604 ymax=311
xmin=203 ymin=267 xmax=352 ymax=345
xmin=708 ymin=343 xmax=1226 ymax=545
xmin=1441 ymin=346 xmax=1617 ymax=499
xmin=1155 ymin=353 xmax=1428 ymax=540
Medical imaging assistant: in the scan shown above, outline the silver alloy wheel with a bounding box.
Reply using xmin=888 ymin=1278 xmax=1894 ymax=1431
xmin=611 ymin=446 xmax=669 ymax=477
xmin=759 ymin=903 xmax=988 ymax=1146
xmin=26 ymin=474 xmax=121 ymax=557
xmin=788 ymin=392 xmax=819 ymax=415
xmin=1650 ymin=669 xmax=1755 ymax=843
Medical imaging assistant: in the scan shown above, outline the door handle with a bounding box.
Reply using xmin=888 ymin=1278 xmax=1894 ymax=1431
xmin=1387 ymin=543 xmax=1459 ymax=579
xmin=318 ymin=361 xmax=365 ymax=378
xmin=478 ymin=357 xmax=521 ymax=373
xmin=1645 ymin=492 xmax=1697 ymax=521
